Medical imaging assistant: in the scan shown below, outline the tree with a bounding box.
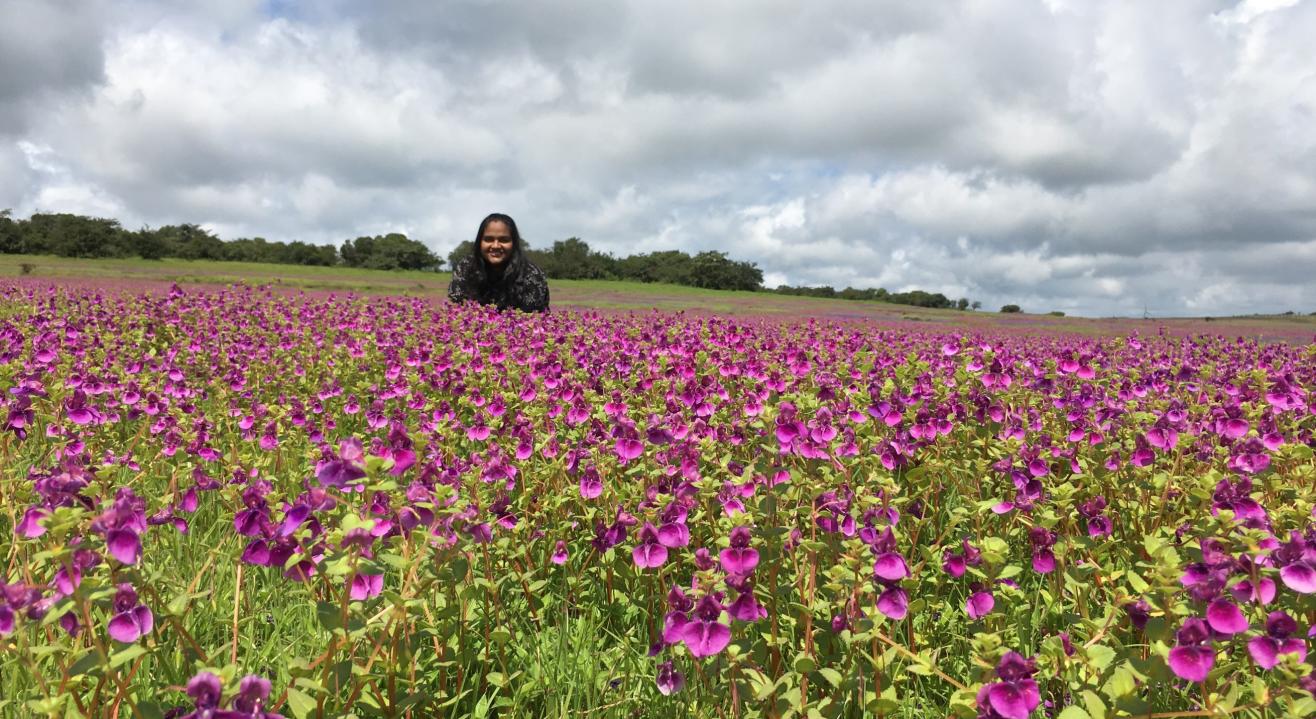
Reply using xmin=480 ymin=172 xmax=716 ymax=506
xmin=971 ymin=300 xmax=982 ymax=311
xmin=160 ymin=224 xmax=225 ymax=260
xmin=1000 ymin=304 xmax=1022 ymax=313
xmin=446 ymin=242 xmax=472 ymax=272
xmin=131 ymin=227 xmax=169 ymax=260
xmin=22 ymin=213 xmax=128 ymax=258
xmin=688 ymin=251 xmax=763 ymax=291
xmin=0 ymin=209 xmax=20 ymax=254
xmin=956 ymin=297 xmax=970 ymax=311
xmin=342 ymin=233 xmax=440 ymax=271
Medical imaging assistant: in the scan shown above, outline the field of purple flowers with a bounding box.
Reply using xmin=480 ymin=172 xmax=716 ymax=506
xmin=2 ymin=281 xmax=1314 ymax=718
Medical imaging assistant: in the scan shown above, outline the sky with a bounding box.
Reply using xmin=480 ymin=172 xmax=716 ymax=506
xmin=1 ymin=0 xmax=1314 ymax=317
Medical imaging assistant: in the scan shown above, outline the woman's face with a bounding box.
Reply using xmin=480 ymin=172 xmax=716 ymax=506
xmin=480 ymin=220 xmax=514 ymax=266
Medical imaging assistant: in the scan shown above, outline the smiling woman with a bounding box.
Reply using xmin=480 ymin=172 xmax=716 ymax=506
xmin=446 ymin=213 xmax=550 ymax=312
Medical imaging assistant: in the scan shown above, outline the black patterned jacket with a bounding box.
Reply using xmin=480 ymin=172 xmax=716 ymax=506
xmin=446 ymin=256 xmax=550 ymax=313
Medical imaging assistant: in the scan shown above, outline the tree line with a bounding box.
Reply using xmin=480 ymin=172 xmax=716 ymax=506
xmin=2 ymin=210 xmax=985 ymax=308
xmin=0 ymin=211 xmax=440 ymax=271
xmin=447 ymin=237 xmax=765 ymax=292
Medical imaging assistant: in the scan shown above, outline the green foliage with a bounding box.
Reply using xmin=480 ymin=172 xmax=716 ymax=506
xmin=1000 ymin=304 xmax=1023 ymax=313
xmin=340 ymin=233 xmax=441 ymax=271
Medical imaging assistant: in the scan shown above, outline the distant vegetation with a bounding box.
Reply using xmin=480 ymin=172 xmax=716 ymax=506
xmin=2 ymin=209 xmax=982 ymax=309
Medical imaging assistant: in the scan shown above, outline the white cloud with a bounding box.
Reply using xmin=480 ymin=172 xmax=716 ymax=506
xmin=0 ymin=0 xmax=1313 ymax=316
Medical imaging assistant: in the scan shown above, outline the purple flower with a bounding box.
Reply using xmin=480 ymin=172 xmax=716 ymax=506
xmin=233 ymin=674 xmax=284 ymax=717
xmin=180 ymin=671 xmax=226 ymax=719
xmin=632 ymin=523 xmax=669 ymax=569
xmin=876 ymin=586 xmax=908 ymax=620
xmin=681 ymin=595 xmax=731 ymax=658
xmin=719 ymin=526 xmax=759 ymax=575
xmin=966 ymin=588 xmax=995 ymax=620
xmin=873 ymin=552 xmax=909 ymax=582
xmin=107 ymin=584 xmax=154 ymax=643
xmin=348 ymin=573 xmax=384 ymax=601
xmin=1247 ymin=611 xmax=1307 ymax=669
xmin=14 ymin=507 xmax=49 ymax=538
xmin=1229 ymin=578 xmax=1276 ymax=605
xmin=551 ymin=540 xmax=568 ymax=565
xmin=658 ymin=521 xmax=690 ymax=548
xmin=615 ymin=437 xmax=644 ymax=461
xmin=975 ymin=652 xmax=1040 ymax=719
xmin=316 ymin=438 xmax=367 ymax=489
xmin=655 ymin=660 xmax=685 ymax=695
xmin=578 ymin=472 xmax=603 ymax=500
xmin=1167 ymin=618 xmax=1214 ymax=682
xmin=1205 ymin=598 xmax=1248 ymax=635
xmin=1280 ymin=562 xmax=1316 ymax=594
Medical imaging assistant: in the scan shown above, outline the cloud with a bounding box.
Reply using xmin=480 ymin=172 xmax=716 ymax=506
xmin=0 ymin=0 xmax=108 ymax=134
xmin=1 ymin=0 xmax=1313 ymax=317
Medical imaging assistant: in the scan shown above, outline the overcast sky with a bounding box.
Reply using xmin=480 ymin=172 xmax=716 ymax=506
xmin=2 ymin=0 xmax=1314 ymax=316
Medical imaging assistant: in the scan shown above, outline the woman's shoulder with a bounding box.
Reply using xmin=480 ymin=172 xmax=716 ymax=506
xmin=520 ymin=259 xmax=547 ymax=280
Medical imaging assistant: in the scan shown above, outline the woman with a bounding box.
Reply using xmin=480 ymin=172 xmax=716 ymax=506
xmin=447 ymin=213 xmax=549 ymax=313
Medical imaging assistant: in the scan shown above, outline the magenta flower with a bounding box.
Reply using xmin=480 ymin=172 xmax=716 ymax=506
xmin=107 ymin=584 xmax=154 ymax=643
xmin=1229 ymin=578 xmax=1276 ymax=605
xmin=632 ymin=523 xmax=668 ymax=569
xmin=614 ymin=437 xmax=643 ymax=461
xmin=106 ymin=528 xmax=142 ymax=565
xmin=1247 ymin=611 xmax=1307 ymax=669
xmin=1167 ymin=618 xmax=1214 ymax=682
xmin=233 ymin=674 xmax=284 ymax=718
xmin=348 ymin=573 xmax=384 ymax=601
xmin=1275 ymin=532 xmax=1316 ymax=594
xmin=876 ymin=586 xmax=908 ymax=620
xmin=183 ymin=672 xmax=223 ymax=718
xmin=873 ymin=552 xmax=909 ymax=582
xmin=975 ymin=652 xmax=1040 ymax=719
xmin=316 ymin=437 xmax=367 ymax=489
xmin=966 ymin=588 xmax=995 ymax=620
xmin=1205 ymin=598 xmax=1248 ymax=635
xmin=578 ymin=472 xmax=603 ymax=500
xmin=681 ymin=595 xmax=731 ymax=658
xmin=719 ymin=526 xmax=759 ymax=575
xmin=551 ymin=540 xmax=568 ymax=565
xmin=655 ymin=660 xmax=685 ymax=695
xmin=662 ymin=585 xmax=694 ymax=645
xmin=14 ymin=507 xmax=49 ymax=538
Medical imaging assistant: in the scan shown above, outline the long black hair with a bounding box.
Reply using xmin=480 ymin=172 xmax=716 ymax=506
xmin=467 ymin=212 xmax=527 ymax=289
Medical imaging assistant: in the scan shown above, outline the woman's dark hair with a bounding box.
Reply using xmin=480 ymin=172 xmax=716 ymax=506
xmin=468 ymin=212 xmax=527 ymax=287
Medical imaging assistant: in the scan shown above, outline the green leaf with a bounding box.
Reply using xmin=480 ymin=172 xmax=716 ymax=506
xmin=1102 ymin=663 xmax=1137 ymax=699
xmin=109 ymin=644 xmax=147 ymax=668
xmin=1082 ymin=690 xmax=1107 ymax=719
xmin=285 ymin=688 xmax=317 ymax=719
xmin=1084 ymin=643 xmax=1116 ymax=671
xmin=487 ymin=672 xmax=506 ymax=687
xmin=65 ymin=650 xmax=101 ymax=678
xmin=817 ymin=667 xmax=843 ymax=688
xmin=315 ymin=601 xmax=342 ymax=632
xmin=906 ymin=662 xmax=934 ymax=676
xmin=793 ymin=655 xmax=816 ymax=673
xmin=1057 ymin=707 xmax=1091 ymax=719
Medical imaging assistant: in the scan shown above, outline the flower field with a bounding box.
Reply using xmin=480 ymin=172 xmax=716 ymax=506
xmin=2 ymin=281 xmax=1315 ymax=719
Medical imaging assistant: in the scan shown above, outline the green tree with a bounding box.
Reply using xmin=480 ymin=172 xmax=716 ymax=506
xmin=131 ymin=227 xmax=169 ymax=260
xmin=160 ymin=224 xmax=225 ymax=260
xmin=22 ymin=213 xmax=127 ymax=258
xmin=1000 ymin=304 xmax=1022 ymax=313
xmin=342 ymin=233 xmax=440 ymax=271
xmin=0 ymin=209 xmax=20 ymax=254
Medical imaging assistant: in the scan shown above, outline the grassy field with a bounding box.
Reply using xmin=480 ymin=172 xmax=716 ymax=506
xmin=1 ymin=253 xmax=1312 ymax=340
